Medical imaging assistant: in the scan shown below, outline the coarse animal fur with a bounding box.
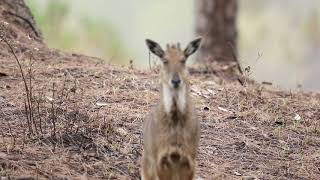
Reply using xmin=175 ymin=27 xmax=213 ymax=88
xmin=141 ymin=38 xmax=202 ymax=180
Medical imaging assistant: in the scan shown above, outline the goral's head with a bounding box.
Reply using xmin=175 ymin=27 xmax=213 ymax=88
xmin=146 ymin=38 xmax=202 ymax=90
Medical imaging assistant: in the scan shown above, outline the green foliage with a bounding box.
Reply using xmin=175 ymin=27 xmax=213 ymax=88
xmin=79 ymin=16 xmax=128 ymax=63
xmin=26 ymin=0 xmax=127 ymax=63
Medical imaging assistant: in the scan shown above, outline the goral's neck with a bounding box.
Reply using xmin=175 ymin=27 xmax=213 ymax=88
xmin=161 ymin=83 xmax=188 ymax=115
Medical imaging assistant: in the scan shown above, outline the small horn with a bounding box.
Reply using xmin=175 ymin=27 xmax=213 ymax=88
xmin=166 ymin=44 xmax=170 ymax=50
xmin=177 ymin=43 xmax=181 ymax=50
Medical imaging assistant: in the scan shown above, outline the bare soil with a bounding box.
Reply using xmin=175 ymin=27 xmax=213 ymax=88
xmin=0 ymin=11 xmax=320 ymax=180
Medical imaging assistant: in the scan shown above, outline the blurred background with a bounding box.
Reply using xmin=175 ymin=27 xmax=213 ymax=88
xmin=26 ymin=0 xmax=320 ymax=91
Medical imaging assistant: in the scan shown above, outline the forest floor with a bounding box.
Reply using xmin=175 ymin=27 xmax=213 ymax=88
xmin=1 ymin=11 xmax=320 ymax=180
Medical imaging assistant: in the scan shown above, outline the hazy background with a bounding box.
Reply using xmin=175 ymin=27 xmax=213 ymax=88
xmin=26 ymin=0 xmax=320 ymax=91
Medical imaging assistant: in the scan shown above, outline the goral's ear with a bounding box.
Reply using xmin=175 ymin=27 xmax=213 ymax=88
xmin=184 ymin=37 xmax=202 ymax=57
xmin=146 ymin=39 xmax=165 ymax=58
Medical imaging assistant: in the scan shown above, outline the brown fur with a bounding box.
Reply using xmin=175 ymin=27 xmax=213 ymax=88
xmin=142 ymin=39 xmax=201 ymax=180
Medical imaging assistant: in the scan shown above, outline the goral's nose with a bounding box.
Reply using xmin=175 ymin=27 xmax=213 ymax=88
xmin=171 ymin=74 xmax=181 ymax=88
xmin=171 ymin=79 xmax=181 ymax=88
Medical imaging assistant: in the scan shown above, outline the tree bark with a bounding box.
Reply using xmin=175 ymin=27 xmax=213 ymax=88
xmin=0 ymin=0 xmax=42 ymax=39
xmin=196 ymin=0 xmax=237 ymax=64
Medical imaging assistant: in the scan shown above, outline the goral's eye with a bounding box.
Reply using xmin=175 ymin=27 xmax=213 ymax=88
xmin=163 ymin=60 xmax=169 ymax=65
xmin=181 ymin=60 xmax=186 ymax=64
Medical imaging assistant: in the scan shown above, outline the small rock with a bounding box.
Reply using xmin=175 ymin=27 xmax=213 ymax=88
xmin=242 ymin=176 xmax=259 ymax=180
xmin=46 ymin=96 xmax=54 ymax=102
xmin=96 ymin=101 xmax=108 ymax=107
xmin=195 ymin=177 xmax=204 ymax=180
xmin=116 ymin=127 xmax=128 ymax=136
xmin=294 ymin=114 xmax=301 ymax=121
xmin=218 ymin=107 xmax=230 ymax=113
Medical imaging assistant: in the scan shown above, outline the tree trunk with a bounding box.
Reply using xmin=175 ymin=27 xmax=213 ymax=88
xmin=0 ymin=0 xmax=42 ymax=40
xmin=196 ymin=0 xmax=237 ymax=64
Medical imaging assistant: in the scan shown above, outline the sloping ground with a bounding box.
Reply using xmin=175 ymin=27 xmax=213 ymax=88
xmin=1 ymin=14 xmax=320 ymax=180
